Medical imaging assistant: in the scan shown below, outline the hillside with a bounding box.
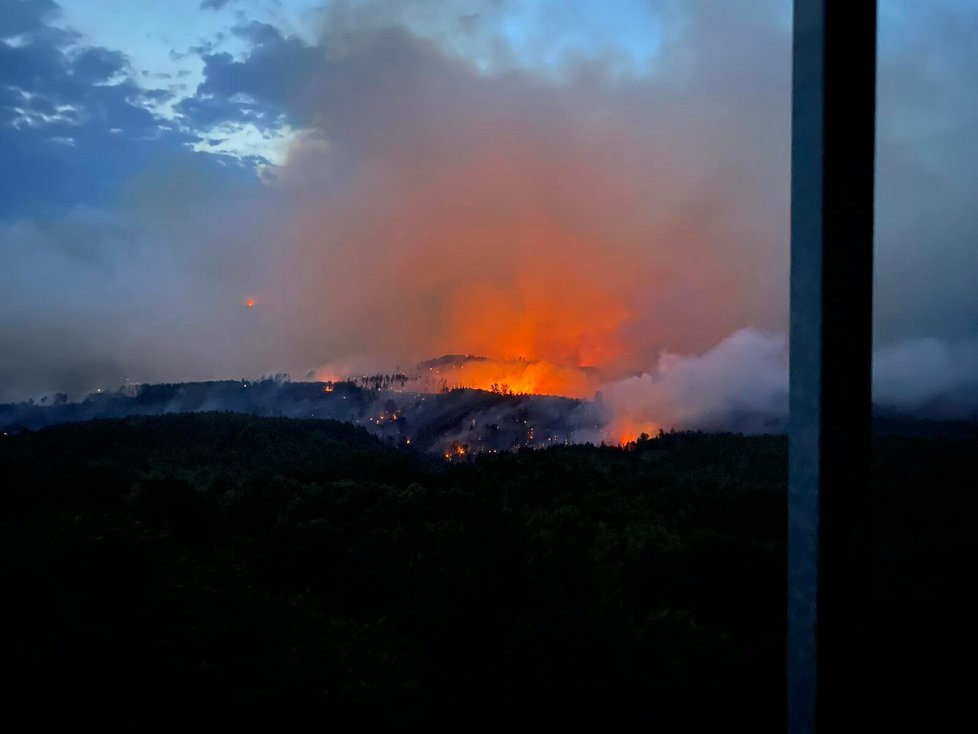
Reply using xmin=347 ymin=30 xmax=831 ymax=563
xmin=0 ymin=380 xmax=600 ymax=456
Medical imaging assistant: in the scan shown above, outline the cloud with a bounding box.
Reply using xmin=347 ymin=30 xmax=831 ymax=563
xmin=0 ymin=0 xmax=62 ymax=37
xmin=71 ymin=46 xmax=127 ymax=82
xmin=0 ymin=0 xmax=260 ymax=219
xmin=179 ymin=23 xmax=323 ymax=125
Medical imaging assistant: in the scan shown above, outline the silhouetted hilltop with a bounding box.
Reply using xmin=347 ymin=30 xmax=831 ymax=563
xmin=4 ymin=378 xmax=976 ymax=458
xmin=0 ymin=379 xmax=601 ymax=456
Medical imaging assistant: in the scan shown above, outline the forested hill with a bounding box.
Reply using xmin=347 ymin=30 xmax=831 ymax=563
xmin=0 ymin=379 xmax=601 ymax=456
xmin=2 ymin=413 xmax=976 ymax=729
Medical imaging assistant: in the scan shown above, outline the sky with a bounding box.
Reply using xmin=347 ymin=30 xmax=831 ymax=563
xmin=1 ymin=0 xmax=977 ymax=427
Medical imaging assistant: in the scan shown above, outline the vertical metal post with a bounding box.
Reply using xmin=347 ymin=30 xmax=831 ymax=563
xmin=789 ymin=1 xmax=877 ymax=732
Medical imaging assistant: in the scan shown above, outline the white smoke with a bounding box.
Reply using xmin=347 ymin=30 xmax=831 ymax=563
xmin=873 ymin=338 xmax=978 ymax=418
xmin=597 ymin=329 xmax=978 ymax=437
xmin=598 ymin=329 xmax=789 ymax=436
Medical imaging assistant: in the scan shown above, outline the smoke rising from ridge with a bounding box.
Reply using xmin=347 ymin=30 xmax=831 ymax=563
xmin=1 ymin=1 xmax=977 ymax=431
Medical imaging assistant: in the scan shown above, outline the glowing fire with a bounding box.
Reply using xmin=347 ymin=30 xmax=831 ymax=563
xmin=610 ymin=418 xmax=661 ymax=446
xmin=443 ymin=440 xmax=469 ymax=461
xmin=245 ymin=298 xmax=256 ymax=309
xmin=412 ymin=357 xmax=603 ymax=398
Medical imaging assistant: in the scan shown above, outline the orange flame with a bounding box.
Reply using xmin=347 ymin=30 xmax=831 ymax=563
xmin=416 ymin=358 xmax=602 ymax=398
xmin=610 ymin=418 xmax=661 ymax=446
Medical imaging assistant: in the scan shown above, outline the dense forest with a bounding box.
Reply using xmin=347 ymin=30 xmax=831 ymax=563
xmin=1 ymin=413 xmax=975 ymax=729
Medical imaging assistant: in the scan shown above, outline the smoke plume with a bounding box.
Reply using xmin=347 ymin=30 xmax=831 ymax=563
xmin=1 ymin=1 xmax=976 ymax=434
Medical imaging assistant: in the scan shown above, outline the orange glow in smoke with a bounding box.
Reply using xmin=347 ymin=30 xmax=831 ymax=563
xmin=611 ymin=418 xmax=661 ymax=446
xmin=419 ymin=358 xmax=602 ymax=398
xmin=294 ymin=150 xmax=715 ymax=406
xmin=245 ymin=298 xmax=256 ymax=309
xmin=243 ymin=47 xmax=781 ymax=444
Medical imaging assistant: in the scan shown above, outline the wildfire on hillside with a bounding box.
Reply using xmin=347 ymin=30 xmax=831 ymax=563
xmin=411 ymin=355 xmax=604 ymax=398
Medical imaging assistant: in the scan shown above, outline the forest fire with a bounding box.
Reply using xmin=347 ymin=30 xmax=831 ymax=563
xmin=443 ymin=441 xmax=469 ymax=461
xmin=261 ymin=19 xmax=781 ymax=432
xmin=613 ymin=420 xmax=662 ymax=447
xmin=5 ymin=328 xmax=795 ymax=459
xmin=411 ymin=356 xmax=603 ymax=398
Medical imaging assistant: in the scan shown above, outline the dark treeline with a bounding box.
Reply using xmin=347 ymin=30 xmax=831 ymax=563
xmin=1 ymin=413 xmax=975 ymax=729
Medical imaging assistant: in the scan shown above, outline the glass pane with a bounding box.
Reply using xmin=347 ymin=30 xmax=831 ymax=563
xmin=872 ymin=1 xmax=978 ymax=728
